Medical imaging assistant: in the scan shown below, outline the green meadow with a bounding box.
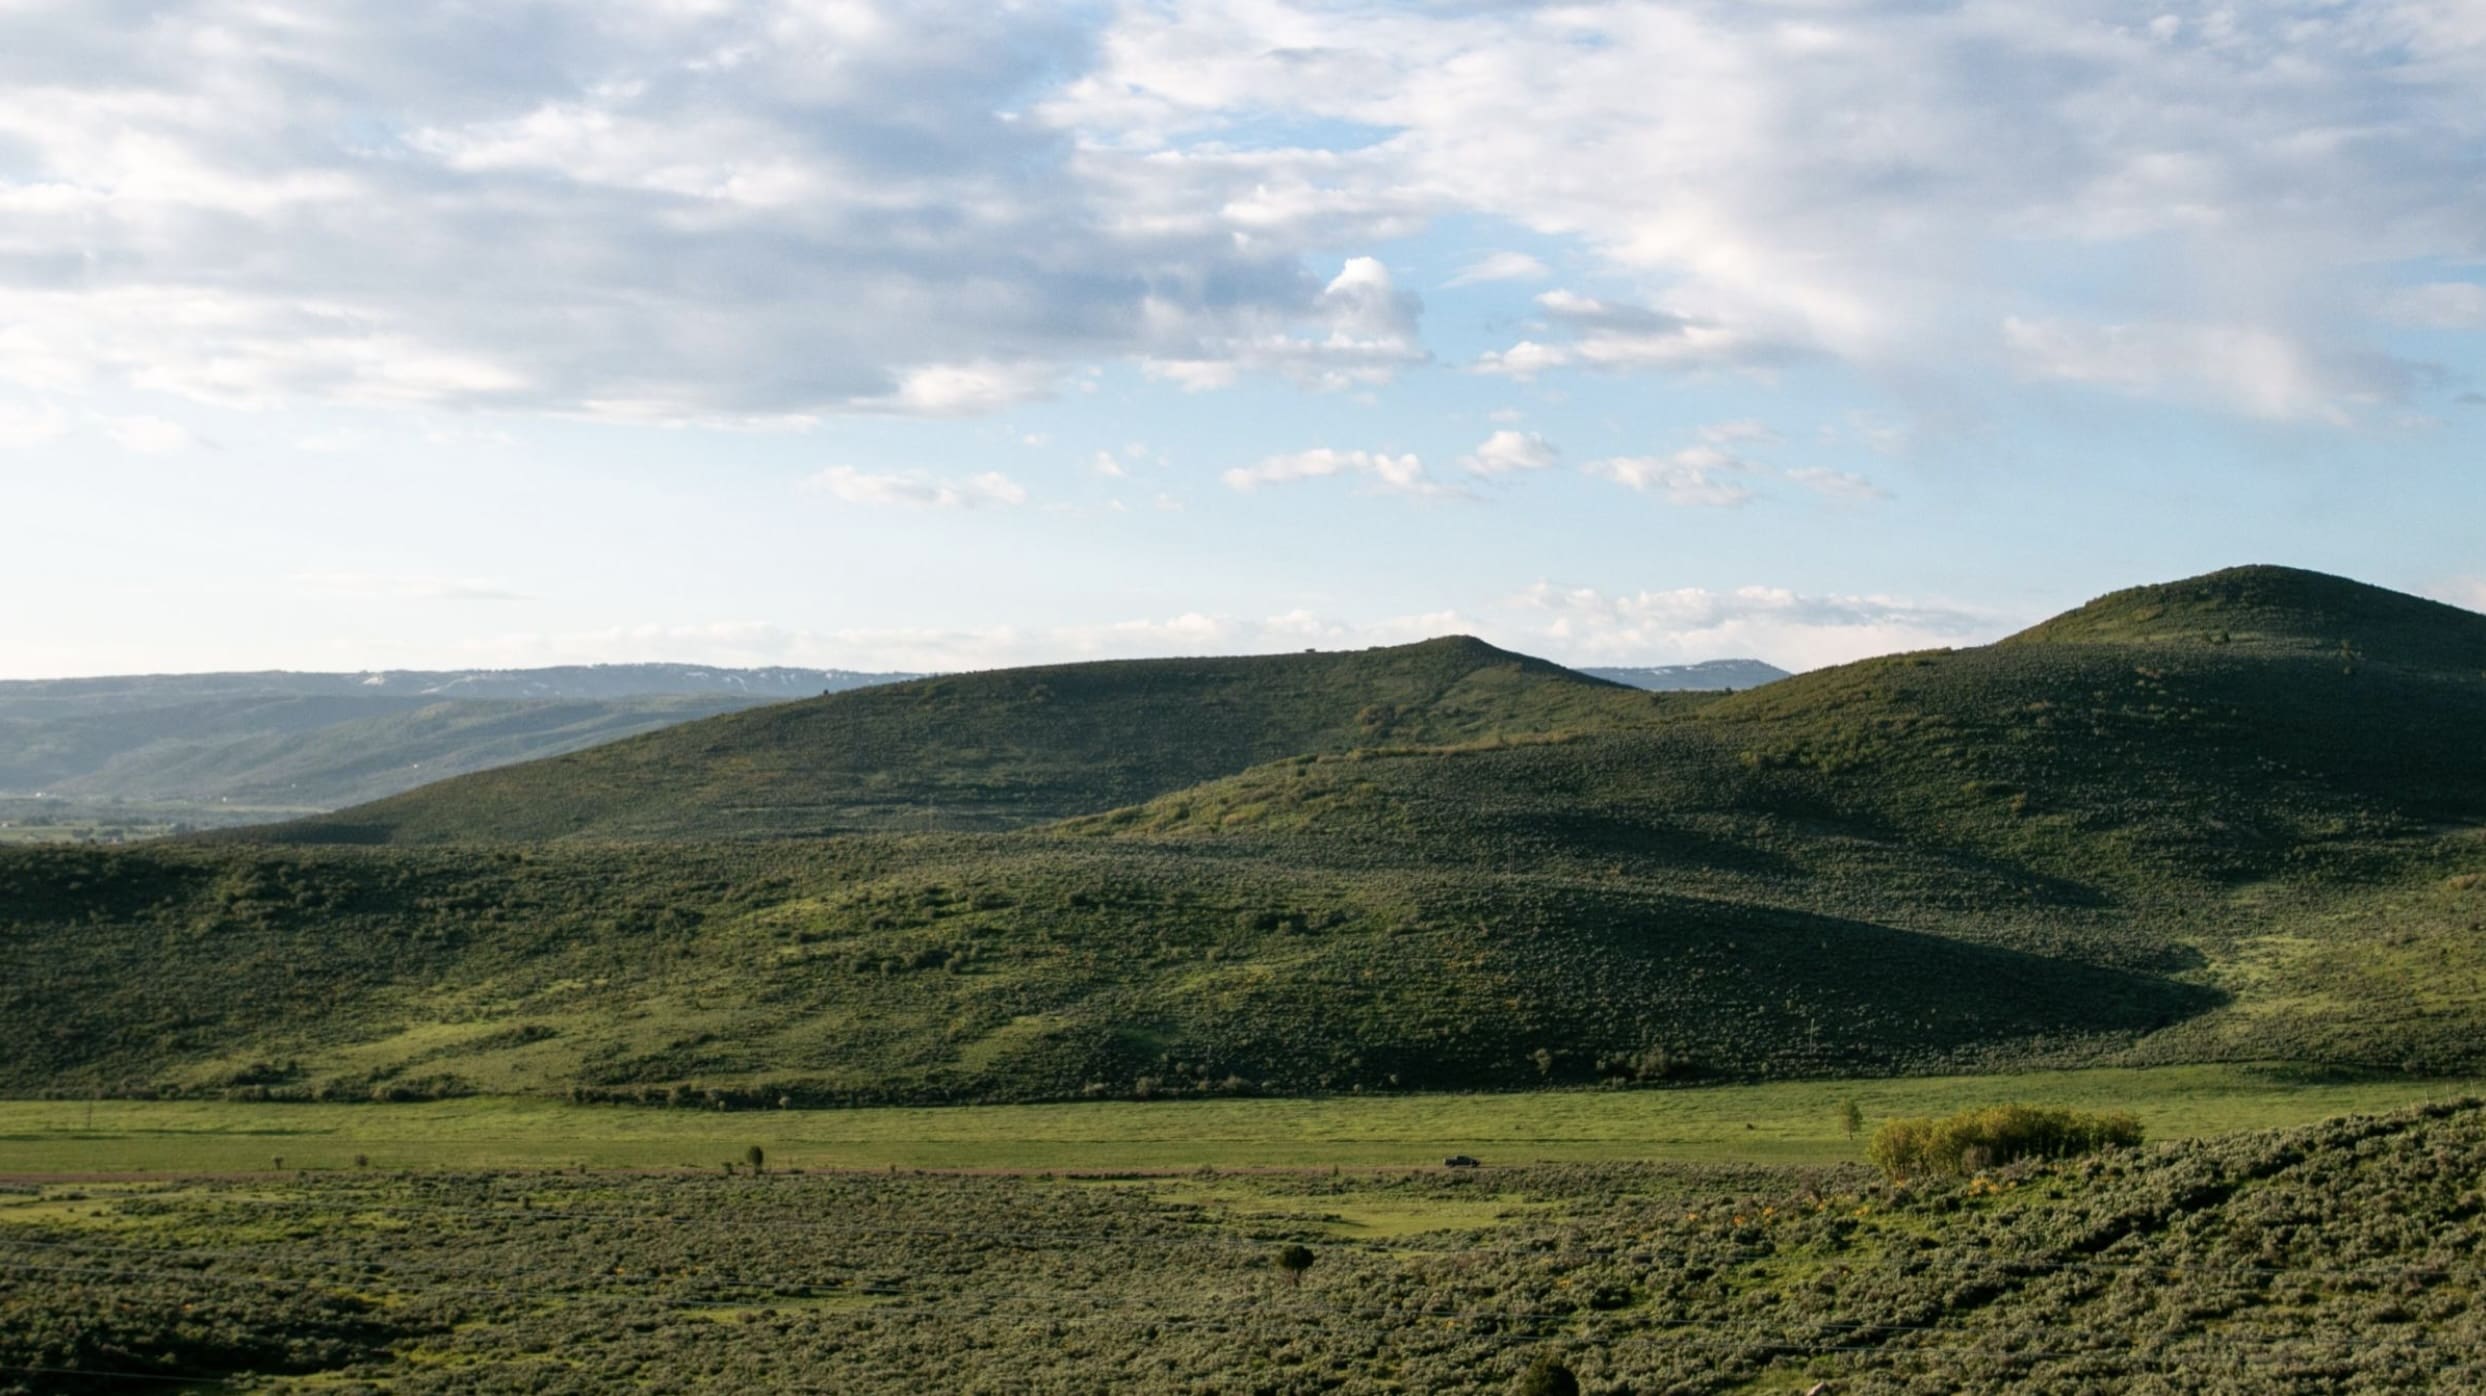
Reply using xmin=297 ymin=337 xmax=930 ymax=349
xmin=2 ymin=1064 xmax=2474 ymax=1176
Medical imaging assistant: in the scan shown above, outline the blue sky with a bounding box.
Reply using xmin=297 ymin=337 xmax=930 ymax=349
xmin=3 ymin=0 xmax=2481 ymax=678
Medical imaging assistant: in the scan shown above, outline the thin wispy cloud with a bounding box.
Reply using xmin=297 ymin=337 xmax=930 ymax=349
xmin=804 ymin=467 xmax=1029 ymax=510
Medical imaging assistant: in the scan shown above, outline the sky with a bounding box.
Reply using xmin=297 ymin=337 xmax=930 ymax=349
xmin=3 ymin=0 xmax=2483 ymax=680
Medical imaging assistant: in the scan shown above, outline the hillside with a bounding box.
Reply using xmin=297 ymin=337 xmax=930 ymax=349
xmin=0 ymin=665 xmax=918 ymax=821
xmin=0 ymin=565 xmax=2481 ymax=1104
xmin=249 ymin=637 xmax=1657 ymax=843
xmin=2004 ymin=562 xmax=2486 ymax=669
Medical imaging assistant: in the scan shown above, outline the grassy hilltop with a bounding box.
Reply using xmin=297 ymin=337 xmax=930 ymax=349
xmin=248 ymin=637 xmax=1657 ymax=843
xmin=2 ymin=565 xmax=2482 ymax=1105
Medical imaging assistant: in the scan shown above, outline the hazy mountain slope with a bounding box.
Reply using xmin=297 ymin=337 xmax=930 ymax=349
xmin=249 ymin=637 xmax=1659 ymax=843
xmin=1580 ymin=659 xmax=1791 ymax=690
xmin=63 ymin=697 xmax=769 ymax=809
xmin=0 ymin=665 xmax=916 ymax=817
xmin=0 ymin=664 xmax=915 ymax=710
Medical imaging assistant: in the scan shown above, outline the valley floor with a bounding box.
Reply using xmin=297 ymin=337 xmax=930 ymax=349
xmin=7 ymin=1092 xmax=2486 ymax=1393
xmin=0 ymin=1063 xmax=2475 ymax=1176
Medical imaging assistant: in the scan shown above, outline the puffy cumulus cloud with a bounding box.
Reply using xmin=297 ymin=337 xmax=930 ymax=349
xmin=1461 ymin=429 xmax=1557 ymax=477
xmin=1584 ymin=445 xmax=1754 ymax=508
xmin=1512 ymin=582 xmax=1998 ymax=672
xmin=1586 ymin=428 xmax=1884 ymax=507
xmin=0 ymin=2 xmax=1420 ymax=422
xmin=1142 ymin=257 xmax=1428 ymax=392
xmin=803 ymin=466 xmax=1028 ymax=509
xmin=18 ymin=1 xmax=2478 ymax=430
xmin=1222 ymin=447 xmax=1452 ymax=497
xmin=1057 ymin=0 xmax=2486 ymax=424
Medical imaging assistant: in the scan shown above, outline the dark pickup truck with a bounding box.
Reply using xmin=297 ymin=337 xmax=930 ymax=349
xmin=1443 ymin=1155 xmax=1481 ymax=1168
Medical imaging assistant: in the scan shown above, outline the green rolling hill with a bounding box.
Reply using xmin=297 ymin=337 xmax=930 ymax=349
xmin=1 ymin=565 xmax=2481 ymax=1106
xmin=247 ymin=637 xmax=1661 ymax=843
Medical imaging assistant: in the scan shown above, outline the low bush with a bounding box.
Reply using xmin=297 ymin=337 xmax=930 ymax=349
xmin=1868 ymin=1103 xmax=2141 ymax=1178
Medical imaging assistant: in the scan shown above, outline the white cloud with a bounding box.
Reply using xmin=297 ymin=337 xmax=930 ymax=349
xmin=105 ymin=416 xmax=197 ymax=454
xmin=1056 ymin=0 xmax=2485 ymax=422
xmin=504 ymin=607 xmax=1485 ymax=672
xmin=2380 ymin=282 xmax=2486 ymax=330
xmin=1447 ymin=251 xmax=1549 ymax=286
xmin=1699 ymin=419 xmax=1780 ymax=446
xmin=861 ymin=362 xmax=1057 ymax=418
xmin=2001 ymin=316 xmax=2421 ymax=423
xmin=1785 ymin=466 xmax=1889 ymax=503
xmin=804 ymin=465 xmax=1029 ymax=509
xmin=0 ymin=5 xmax=1432 ymax=421
xmin=2431 ymin=577 xmax=2486 ymax=613
xmin=1514 ymin=582 xmax=1996 ymax=671
xmin=4 ymin=1 xmax=2475 ymax=433
xmin=1142 ymin=256 xmax=1428 ymax=392
xmin=292 ymin=572 xmax=529 ymax=603
xmin=1091 ymin=450 xmax=1128 ymax=478
xmin=1478 ymin=291 xmax=1798 ymax=380
xmin=442 ymin=582 xmax=2003 ymax=675
xmin=1222 ymin=447 xmax=1448 ymax=496
xmin=1461 ymin=429 xmax=1557 ymax=477
xmin=0 ymin=401 xmax=68 ymax=449
xmin=1584 ymin=445 xmax=1754 ymax=508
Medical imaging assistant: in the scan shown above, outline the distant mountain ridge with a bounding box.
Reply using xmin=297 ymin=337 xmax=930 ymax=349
xmin=0 ymin=663 xmax=920 ymax=708
xmin=1580 ymin=659 xmax=1791 ymax=691
xmin=0 ymin=663 xmax=920 ymax=815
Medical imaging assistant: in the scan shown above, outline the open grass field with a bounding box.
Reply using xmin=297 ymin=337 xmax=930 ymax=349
xmin=9 ymin=1099 xmax=2486 ymax=1393
xmin=3 ymin=1064 xmax=2476 ymax=1176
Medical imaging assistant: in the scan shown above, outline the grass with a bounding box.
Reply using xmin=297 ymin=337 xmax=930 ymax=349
xmin=1 ymin=1064 xmax=2476 ymax=1176
xmin=13 ymin=1098 xmax=2486 ymax=1390
xmin=4 ymin=566 xmax=2483 ymax=1109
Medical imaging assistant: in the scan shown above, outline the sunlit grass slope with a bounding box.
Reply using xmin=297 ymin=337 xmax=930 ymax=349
xmin=1 ymin=567 xmax=2481 ymax=1104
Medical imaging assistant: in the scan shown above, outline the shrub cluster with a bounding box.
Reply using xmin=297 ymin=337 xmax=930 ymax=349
xmin=1867 ymin=1103 xmax=2142 ymax=1178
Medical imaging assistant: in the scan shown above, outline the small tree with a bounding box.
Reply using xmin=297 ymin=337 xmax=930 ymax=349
xmin=1515 ymin=1356 xmax=1580 ymax=1396
xmin=1840 ymin=1099 xmax=1864 ymax=1142
xmin=746 ymin=1144 xmax=766 ymax=1175
xmin=1276 ymin=1243 xmax=1314 ymax=1287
